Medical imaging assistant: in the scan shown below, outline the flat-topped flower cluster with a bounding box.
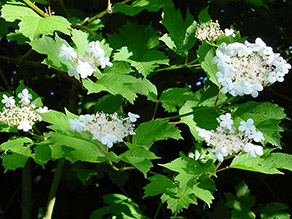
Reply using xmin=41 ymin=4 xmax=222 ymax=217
xmin=68 ymin=112 xmax=140 ymax=148
xmin=213 ymin=38 xmax=291 ymax=97
xmin=59 ymin=40 xmax=113 ymax=80
xmin=195 ymin=20 xmax=235 ymax=42
xmin=0 ymin=89 xmax=48 ymax=132
xmin=197 ymin=113 xmax=264 ymax=162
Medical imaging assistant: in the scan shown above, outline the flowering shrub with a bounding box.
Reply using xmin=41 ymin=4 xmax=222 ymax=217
xmin=0 ymin=0 xmax=291 ymax=218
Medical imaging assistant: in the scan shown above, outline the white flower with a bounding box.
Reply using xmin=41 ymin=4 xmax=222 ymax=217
xmin=100 ymin=133 xmax=118 ymax=148
xmin=195 ymin=20 xmax=224 ymax=42
xmin=127 ymin=112 xmax=140 ymax=122
xmin=59 ymin=44 xmax=77 ymax=61
xmin=17 ymin=120 xmax=32 ymax=132
xmin=68 ymin=65 xmax=80 ymax=80
xmin=219 ymin=113 xmax=233 ymax=130
xmin=214 ymin=38 xmax=290 ymax=97
xmin=224 ymin=28 xmax=235 ymax=37
xmin=98 ymin=56 xmax=113 ymax=69
xmin=37 ymin=106 xmax=49 ymax=113
xmin=213 ymin=48 xmax=231 ymax=64
xmin=76 ymin=60 xmax=95 ymax=78
xmin=68 ymin=118 xmax=85 ymax=133
xmin=214 ymin=147 xmax=228 ymax=162
xmin=243 ymin=143 xmax=264 ymax=157
xmin=238 ymin=118 xmax=255 ymax=136
xmin=250 ymin=130 xmax=265 ymax=142
xmin=18 ymin=89 xmax=32 ymax=104
xmin=1 ymin=94 xmax=15 ymax=107
xmin=197 ymin=128 xmax=213 ymax=141
xmin=251 ymin=84 xmax=263 ymax=98
xmin=88 ymin=41 xmax=105 ymax=58
xmin=82 ymin=112 xmax=136 ymax=146
xmin=79 ymin=114 xmax=93 ymax=124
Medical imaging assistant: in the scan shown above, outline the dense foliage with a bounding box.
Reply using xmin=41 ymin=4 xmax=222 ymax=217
xmin=0 ymin=0 xmax=292 ymax=218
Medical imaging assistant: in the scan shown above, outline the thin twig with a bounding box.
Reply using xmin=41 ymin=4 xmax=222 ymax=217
xmin=22 ymin=0 xmax=49 ymax=17
xmin=47 ymin=0 xmax=51 ymax=16
xmin=80 ymin=0 xmax=134 ymax=26
xmin=151 ymin=102 xmax=159 ymax=120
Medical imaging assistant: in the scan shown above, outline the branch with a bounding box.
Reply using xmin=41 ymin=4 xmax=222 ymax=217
xmin=43 ymin=159 xmax=65 ymax=219
xmin=79 ymin=0 xmax=134 ymax=26
xmin=22 ymin=0 xmax=49 ymax=17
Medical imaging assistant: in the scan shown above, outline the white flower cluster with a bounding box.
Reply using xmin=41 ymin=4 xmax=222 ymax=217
xmin=68 ymin=112 xmax=140 ymax=148
xmin=0 ymin=89 xmax=48 ymax=132
xmin=195 ymin=20 xmax=235 ymax=42
xmin=197 ymin=113 xmax=264 ymax=162
xmin=213 ymin=38 xmax=291 ymax=97
xmin=58 ymin=40 xmax=113 ymax=80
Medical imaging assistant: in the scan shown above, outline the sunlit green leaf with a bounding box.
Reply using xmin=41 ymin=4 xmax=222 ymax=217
xmin=230 ymin=152 xmax=292 ymax=174
xmin=119 ymin=147 xmax=159 ymax=177
xmin=132 ymin=120 xmax=182 ymax=149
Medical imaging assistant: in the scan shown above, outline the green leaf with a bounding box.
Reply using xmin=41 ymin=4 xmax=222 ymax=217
xmin=94 ymin=94 xmax=124 ymax=114
xmin=71 ymin=29 xmax=89 ymax=55
xmin=0 ymin=136 xmax=32 ymax=153
xmin=103 ymin=61 xmax=134 ymax=75
xmin=192 ymin=182 xmax=214 ymax=207
xmin=233 ymin=101 xmax=286 ymax=122
xmin=71 ymin=164 xmax=98 ymax=186
xmin=233 ymin=101 xmax=286 ymax=147
xmin=161 ymin=185 xmax=197 ymax=214
xmin=1 ymin=2 xmax=71 ymax=40
xmin=198 ymin=6 xmax=211 ymax=24
xmin=132 ymin=120 xmax=182 ymax=149
xmin=225 ymin=182 xmax=256 ymax=219
xmin=33 ymin=142 xmax=52 ymax=167
xmin=160 ymin=7 xmax=197 ymax=57
xmin=261 ymin=202 xmax=290 ymax=219
xmin=19 ymin=16 xmax=71 ymax=40
xmin=6 ymin=30 xmax=29 ymax=45
xmin=230 ymin=152 xmax=292 ymax=174
xmin=40 ymin=109 xmax=75 ymax=132
xmin=0 ymin=17 xmax=10 ymax=37
xmin=143 ymin=174 xmax=175 ymax=198
xmin=0 ymin=136 xmax=33 ymax=172
xmin=191 ymin=85 xmax=228 ymax=107
xmin=30 ymin=34 xmax=74 ymax=72
xmin=200 ymin=47 xmax=219 ymax=87
xmin=82 ymin=75 xmax=157 ymax=104
xmin=1 ymin=2 xmax=39 ymax=22
xmin=160 ymin=154 xmax=216 ymax=193
xmin=113 ymin=0 xmax=174 ymax=16
xmin=0 ymin=123 xmax=18 ymax=132
xmin=159 ymin=88 xmax=196 ymax=112
xmin=108 ymin=22 xmax=169 ymax=77
xmin=1 ymin=153 xmax=29 ymax=172
xmin=90 ymin=193 xmax=150 ymax=219
xmin=179 ymin=100 xmax=220 ymax=140
xmin=47 ymin=131 xmax=107 ymax=163
xmin=119 ymin=147 xmax=159 ymax=177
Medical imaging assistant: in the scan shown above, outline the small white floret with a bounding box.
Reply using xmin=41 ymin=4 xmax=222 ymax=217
xmin=2 ymin=94 xmax=15 ymax=107
xmin=17 ymin=120 xmax=32 ymax=132
xmin=58 ymin=44 xmax=77 ymax=61
xmin=127 ymin=112 xmax=140 ymax=122
xmin=18 ymin=89 xmax=32 ymax=104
